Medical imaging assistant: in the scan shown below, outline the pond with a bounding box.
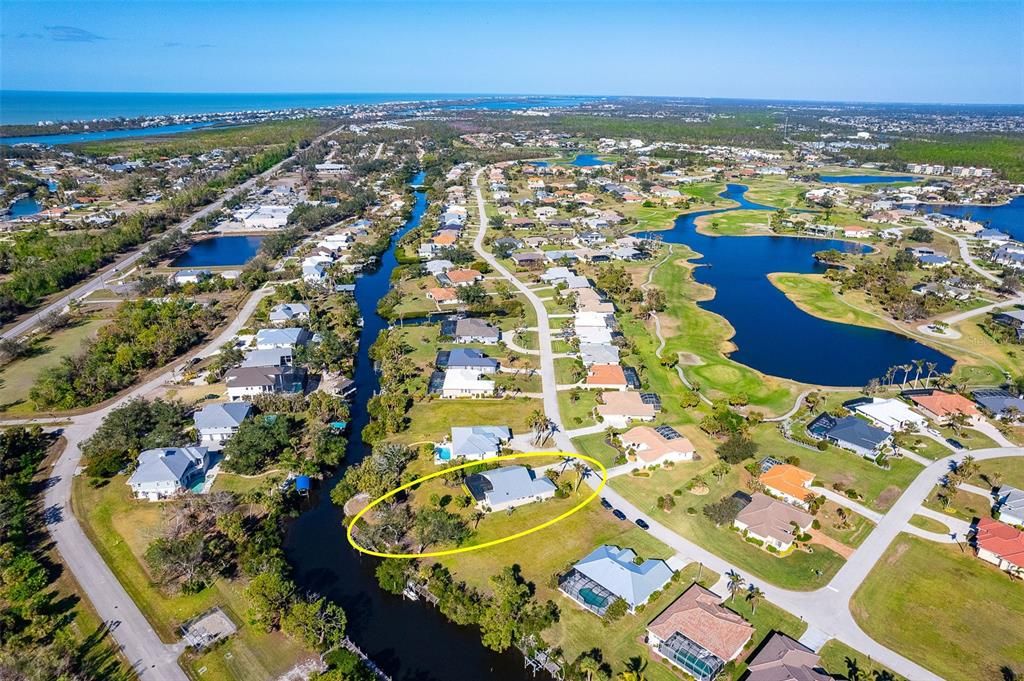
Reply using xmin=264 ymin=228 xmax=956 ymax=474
xmin=818 ymin=175 xmax=918 ymax=184
xmin=169 ymin=235 xmax=264 ymax=267
xmin=7 ymin=195 xmax=42 ymax=218
xmin=570 ymin=153 xmax=610 ymax=167
xmin=641 ymin=184 xmax=954 ymax=386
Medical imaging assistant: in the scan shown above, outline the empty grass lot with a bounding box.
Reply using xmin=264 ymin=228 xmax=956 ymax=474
xmin=852 ymin=534 xmax=1024 ymax=680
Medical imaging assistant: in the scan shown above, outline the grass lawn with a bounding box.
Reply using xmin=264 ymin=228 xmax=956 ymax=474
xmin=851 ymin=534 xmax=1024 ymax=680
xmin=554 ymin=357 xmax=584 ymax=384
xmin=71 ymin=476 xmax=311 ymax=681
xmin=0 ymin=317 xmax=109 ymax=412
xmin=978 ymin=457 xmax=1024 ymax=489
xmin=724 ymin=595 xmax=808 ymax=680
xmin=695 ymin=210 xmax=773 ymax=237
xmin=573 ymin=431 xmax=622 ymax=469
xmin=211 ymin=470 xmax=287 ymax=495
xmin=751 ymin=426 xmax=922 ymax=512
xmin=909 ymin=514 xmax=950 ymax=534
xmin=769 ymin=273 xmax=885 ymax=331
xmin=922 ymin=485 xmax=992 ymax=523
xmin=817 ymin=639 xmax=905 ymax=681
xmin=391 ymin=397 xmax=542 ymax=445
xmin=894 ymin=433 xmax=951 ymax=461
xmin=816 ymin=500 xmax=875 ymax=548
xmin=611 ymin=463 xmax=847 ymax=590
xmin=559 ymin=390 xmax=600 ymax=428
xmin=935 ymin=425 xmax=1001 ymax=451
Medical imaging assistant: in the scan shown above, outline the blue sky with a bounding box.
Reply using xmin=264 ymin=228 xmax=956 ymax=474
xmin=2 ymin=0 xmax=1022 ymax=104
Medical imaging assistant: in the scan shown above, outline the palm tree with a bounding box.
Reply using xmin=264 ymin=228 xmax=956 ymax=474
xmin=573 ymin=461 xmax=589 ymax=493
xmin=726 ymin=570 xmax=745 ymax=603
xmin=883 ymin=366 xmax=896 ymax=388
xmin=472 ymin=511 xmax=485 ymax=529
xmin=924 ymin=361 xmax=938 ymax=387
xmin=528 ymin=409 xmax=547 ymax=445
xmin=912 ymin=359 xmax=925 ymax=388
xmin=578 ymin=655 xmax=602 ymax=681
xmin=747 ymin=586 xmax=765 ymax=614
xmin=946 ymin=411 xmax=969 ymax=436
xmin=617 ymin=656 xmax=648 ymax=681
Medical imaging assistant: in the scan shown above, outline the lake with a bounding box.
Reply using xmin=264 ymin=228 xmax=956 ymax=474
xmin=284 ymin=171 xmax=531 ymax=680
xmin=818 ymin=175 xmax=918 ymax=184
xmin=570 ymin=153 xmax=610 ymax=167
xmin=907 ymin=195 xmax=1024 ymax=241
xmin=169 ymin=235 xmax=264 ymax=267
xmin=6 ymin=195 xmax=42 ymax=218
xmin=641 ymin=184 xmax=954 ymax=386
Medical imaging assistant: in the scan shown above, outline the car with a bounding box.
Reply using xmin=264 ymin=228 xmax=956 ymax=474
xmin=612 ymin=509 xmax=626 ymax=521
xmin=600 ymin=497 xmax=612 ymax=510
xmin=946 ymin=438 xmax=965 ymax=450
xmin=635 ymin=518 xmax=650 ymax=530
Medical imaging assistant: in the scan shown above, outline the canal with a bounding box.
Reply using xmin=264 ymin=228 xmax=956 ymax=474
xmin=283 ymin=171 xmax=532 ymax=680
xmin=642 ymin=184 xmax=954 ymax=386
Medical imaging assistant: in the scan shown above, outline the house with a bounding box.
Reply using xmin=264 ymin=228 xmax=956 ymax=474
xmin=993 ymin=310 xmax=1024 ymax=342
xmin=579 ymin=342 xmax=620 ymax=367
xmin=619 ymin=426 xmax=695 ymax=465
xmin=446 ymin=318 xmax=501 ymax=344
xmin=427 ymin=287 xmax=459 ymax=305
xmin=759 ymin=463 xmax=816 ymax=509
xmin=440 ymin=369 xmax=495 ymax=398
xmin=465 ymin=465 xmax=557 ymax=512
xmin=170 ymin=269 xmax=211 ymax=285
xmin=996 ymin=486 xmax=1024 ymax=526
xmin=558 ymin=545 xmax=673 ymax=615
xmin=972 ymin=517 xmax=1024 ymax=577
xmin=850 ymin=398 xmax=929 ymax=432
xmin=302 ymin=261 xmax=328 ymax=284
xmin=194 ymin=402 xmax=252 ymax=449
xmin=646 ymin=585 xmax=754 ymax=681
xmin=972 ymin=389 xmax=1024 ymax=419
xmin=424 ymin=259 xmax=455 ymax=276
xmin=596 ymin=391 xmax=658 ymax=428
xmin=807 ymin=413 xmax=892 ymax=457
xmin=438 ymin=268 xmax=483 ymax=288
xmin=447 ymin=426 xmax=512 ymax=461
xmin=225 ymin=366 xmax=305 ymax=401
xmin=127 ymin=447 xmax=210 ymax=501
xmin=842 ymin=225 xmax=872 ymax=238
xmin=255 ymin=327 xmax=311 ymax=351
xmin=906 ymin=390 xmax=979 ymax=421
xmin=269 ymin=303 xmax=310 ymax=324
xmin=242 ymin=348 xmax=293 ymax=368
xmin=511 ymin=252 xmax=546 ymax=268
xmin=574 ymin=288 xmax=615 ymax=314
xmin=240 ymin=204 xmax=292 ymax=229
xmin=744 ymin=633 xmax=831 ymax=681
xmin=585 ymin=364 xmax=629 ymax=390
xmin=734 ymin=493 xmax=814 ymax=552
xmin=436 ymin=348 xmax=498 ymax=373
xmin=540 ymin=266 xmax=575 ymax=284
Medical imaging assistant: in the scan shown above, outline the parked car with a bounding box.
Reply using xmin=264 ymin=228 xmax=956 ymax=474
xmin=600 ymin=497 xmax=612 ymax=510
xmin=612 ymin=509 xmax=626 ymax=521
xmin=635 ymin=518 xmax=650 ymax=530
xmin=946 ymin=438 xmax=965 ymax=450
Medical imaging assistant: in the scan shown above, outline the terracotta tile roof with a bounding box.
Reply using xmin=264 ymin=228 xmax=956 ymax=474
xmin=432 ymin=233 xmax=458 ymax=246
xmin=445 ymin=269 xmax=482 ymax=284
xmin=596 ymin=391 xmax=656 ymax=419
xmin=586 ymin=364 xmax=627 ymax=387
xmin=428 ymin=287 xmax=458 ymax=302
xmin=760 ymin=464 xmax=815 ymax=502
xmin=745 ymin=633 xmax=829 ymax=681
xmin=620 ymin=426 xmax=694 ymax=463
xmin=975 ymin=517 xmax=1024 ymax=568
xmin=735 ymin=493 xmax=814 ymax=545
xmin=647 ymin=585 xmax=754 ymax=662
xmin=908 ymin=391 xmax=979 ymax=418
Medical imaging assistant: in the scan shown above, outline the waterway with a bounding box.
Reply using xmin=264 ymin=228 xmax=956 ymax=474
xmin=169 ymin=235 xmax=265 ymax=267
xmin=818 ymin=175 xmax=917 ymax=184
xmin=1 ymin=121 xmax=221 ymax=146
xmin=642 ymin=184 xmax=954 ymax=386
xmin=907 ymin=195 xmax=1024 ymax=241
xmin=284 ymin=171 xmax=531 ymax=680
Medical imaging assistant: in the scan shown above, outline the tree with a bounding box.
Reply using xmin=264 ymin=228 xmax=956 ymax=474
xmin=282 ymin=595 xmax=347 ymax=652
xmin=222 ymin=414 xmax=296 ymax=475
xmin=703 ymin=496 xmax=744 ymax=526
xmin=478 ymin=567 xmax=557 ymax=653
xmin=246 ymin=570 xmax=295 ymax=631
xmin=413 ymin=508 xmax=470 ymax=552
xmin=81 ymin=398 xmax=191 ymax=478
xmin=375 ymin=559 xmax=412 ymax=595
xmin=746 ymin=586 xmax=765 ymax=613
xmin=456 ymin=281 xmax=488 ymax=305
xmin=602 ymin=597 xmax=628 ymax=624
xmin=717 ymin=435 xmax=758 ymax=464
xmin=726 ymin=571 xmax=745 ymax=603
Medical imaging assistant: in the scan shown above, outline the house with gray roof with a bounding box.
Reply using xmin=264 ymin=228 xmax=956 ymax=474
xmin=225 ymin=366 xmax=306 ymax=401
xmin=465 ymin=465 xmax=556 ymax=512
xmin=424 ymin=259 xmax=455 ymax=276
xmin=996 ymin=485 xmax=1024 ymax=526
xmin=194 ymin=402 xmax=252 ymax=449
xmin=559 ymin=545 xmax=673 ymax=615
xmin=447 ymin=425 xmax=512 ymax=462
xmin=242 ymin=347 xmax=293 ymax=368
xmin=255 ymin=327 xmax=312 ymax=350
xmin=580 ymin=342 xmax=620 ymax=366
xmin=269 ymin=303 xmax=310 ymax=324
xmin=444 ymin=318 xmax=501 ymax=344
xmin=807 ymin=413 xmax=892 ymax=457
xmin=127 ymin=447 xmax=210 ymax=501
xmin=744 ymin=633 xmax=831 ymax=681
xmin=436 ymin=348 xmax=499 ymax=373
xmin=972 ymin=389 xmax=1024 ymax=419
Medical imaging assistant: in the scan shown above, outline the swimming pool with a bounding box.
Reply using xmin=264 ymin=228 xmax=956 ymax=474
xmin=434 ymin=446 xmax=452 ymax=462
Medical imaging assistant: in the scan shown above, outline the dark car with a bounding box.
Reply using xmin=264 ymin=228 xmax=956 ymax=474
xmin=946 ymin=438 xmax=965 ymax=450
xmin=612 ymin=509 xmax=626 ymax=521
xmin=600 ymin=497 xmax=612 ymax=510
xmin=635 ymin=518 xmax=650 ymax=530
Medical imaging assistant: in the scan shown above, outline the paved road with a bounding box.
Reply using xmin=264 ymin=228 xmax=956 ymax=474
xmin=2 ymin=122 xmax=346 ymax=342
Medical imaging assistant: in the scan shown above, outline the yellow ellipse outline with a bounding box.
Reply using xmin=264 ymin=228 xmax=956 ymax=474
xmin=346 ymin=451 xmax=607 ymax=559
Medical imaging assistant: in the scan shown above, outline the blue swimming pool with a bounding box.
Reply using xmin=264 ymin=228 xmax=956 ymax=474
xmin=435 ymin=446 xmax=452 ymax=461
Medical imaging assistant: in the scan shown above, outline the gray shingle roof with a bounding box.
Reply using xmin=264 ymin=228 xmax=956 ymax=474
xmin=194 ymin=402 xmax=252 ymax=430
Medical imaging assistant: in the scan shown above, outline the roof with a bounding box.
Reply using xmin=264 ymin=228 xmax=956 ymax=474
xmin=620 ymin=426 xmax=694 ymax=463
xmin=647 ymin=585 xmax=754 ymax=662
xmin=255 ymin=327 xmax=309 ymax=348
xmin=972 ymin=389 xmax=1024 ymax=416
xmin=808 ymin=413 xmax=890 ymax=451
xmin=759 ymin=464 xmax=815 ymax=502
xmin=580 ymin=343 xmax=620 ymax=366
xmin=454 ymin=318 xmax=500 ymax=339
xmin=194 ymin=402 xmax=252 ymax=430
xmin=450 ymin=426 xmax=511 ymax=458
xmin=974 ymin=517 xmax=1024 ymax=569
xmin=997 ymin=486 xmax=1024 ymax=520
xmin=442 ymin=369 xmax=493 ymax=393
xmin=444 ymin=268 xmax=482 ymax=284
xmin=587 ymin=364 xmax=628 ymax=387
xmin=745 ymin=633 xmax=830 ymax=681
xmin=907 ymin=391 xmax=979 ymax=418
xmin=269 ymin=303 xmax=309 ymax=320
xmin=735 ymin=493 xmax=814 ymax=544
xmin=851 ymin=398 xmax=928 ymax=430
xmin=465 ymin=466 xmax=556 ymax=505
xmin=439 ymin=348 xmax=499 ymax=370
xmin=128 ymin=447 xmax=208 ymax=487
xmin=572 ymin=545 xmax=673 ymax=608
xmin=428 ymin=287 xmax=458 ymax=302
xmin=597 ymin=391 xmax=657 ymax=419
xmin=242 ymin=348 xmax=293 ymax=367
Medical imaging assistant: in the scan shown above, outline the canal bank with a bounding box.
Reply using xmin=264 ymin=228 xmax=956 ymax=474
xmin=283 ymin=171 xmax=534 ymax=680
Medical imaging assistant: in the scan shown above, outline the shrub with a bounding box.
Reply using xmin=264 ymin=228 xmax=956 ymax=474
xmin=766 ymin=544 xmax=779 ymax=554
xmin=816 ymin=440 xmax=829 ymax=451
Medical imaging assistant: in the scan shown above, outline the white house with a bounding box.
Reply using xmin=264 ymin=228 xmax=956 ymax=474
xmin=255 ymin=327 xmax=311 ymax=351
xmin=441 ymin=369 xmax=495 ymax=399
xmin=194 ymin=402 xmax=252 ymax=449
xmin=127 ymin=447 xmax=210 ymax=501
xmin=851 ymin=398 xmax=929 ymax=432
xmin=269 ymin=303 xmax=310 ymax=324
xmin=465 ymin=466 xmax=557 ymax=512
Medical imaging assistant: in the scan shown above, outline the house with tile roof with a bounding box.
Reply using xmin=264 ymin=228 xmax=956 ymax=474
xmin=973 ymin=517 xmax=1024 ymax=577
xmin=744 ymin=633 xmax=831 ymax=681
xmin=596 ymin=391 xmax=658 ymax=428
xmin=759 ymin=463 xmax=816 ymax=509
xmin=906 ymin=390 xmax=979 ymax=421
xmin=558 ymin=545 xmax=673 ymax=615
xmin=427 ymin=287 xmax=460 ymax=305
xmin=646 ymin=585 xmax=754 ymax=681
xmin=734 ymin=493 xmax=814 ymax=552
xmin=438 ymin=268 xmax=483 ymax=287
xmin=585 ymin=363 xmax=629 ymax=390
xmin=619 ymin=426 xmax=695 ymax=465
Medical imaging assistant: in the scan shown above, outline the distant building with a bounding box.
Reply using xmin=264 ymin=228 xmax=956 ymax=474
xmin=269 ymin=303 xmax=310 ymax=324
